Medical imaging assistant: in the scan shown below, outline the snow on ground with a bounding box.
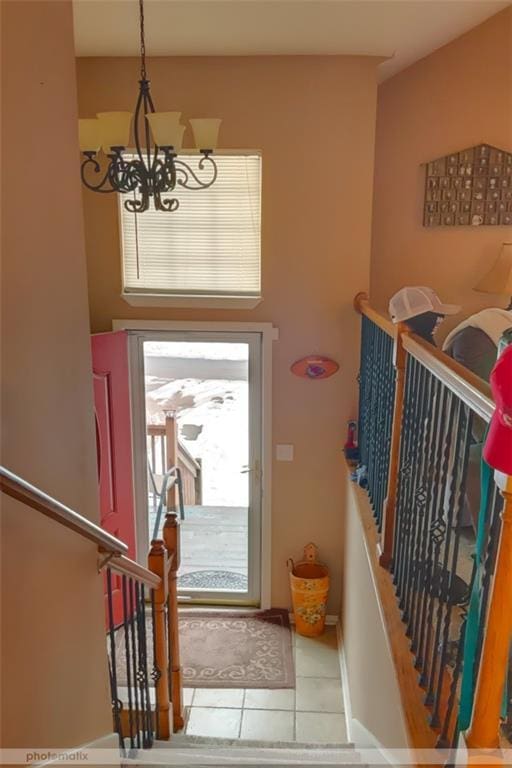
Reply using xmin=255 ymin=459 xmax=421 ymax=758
xmin=144 ymin=341 xmax=249 ymax=361
xmin=146 ymin=375 xmax=249 ymax=507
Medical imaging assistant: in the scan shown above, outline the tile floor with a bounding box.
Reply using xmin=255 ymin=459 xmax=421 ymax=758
xmin=181 ymin=625 xmax=348 ymax=743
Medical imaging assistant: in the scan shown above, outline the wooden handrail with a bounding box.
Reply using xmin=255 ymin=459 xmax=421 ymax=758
xmin=354 ymin=294 xmax=494 ymax=421
xmin=402 ymin=334 xmax=494 ymax=423
xmin=354 ymin=291 xmax=396 ymax=338
xmin=99 ymin=552 xmax=162 ymax=590
xmin=0 ymin=465 xmax=127 ymax=555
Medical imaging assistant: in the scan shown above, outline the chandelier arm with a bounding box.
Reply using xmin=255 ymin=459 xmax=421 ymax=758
xmin=124 ymin=183 xmax=150 ymax=213
xmin=174 ymin=156 xmax=218 ymax=190
xmin=108 ymin=157 xmax=143 ymax=194
xmin=152 ymin=155 xmax=177 ymax=193
xmin=80 ymin=156 xmax=116 ymax=193
xmin=154 ymin=190 xmax=180 ymax=212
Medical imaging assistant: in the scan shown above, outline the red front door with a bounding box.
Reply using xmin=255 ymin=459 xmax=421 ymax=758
xmin=92 ymin=331 xmax=137 ymax=626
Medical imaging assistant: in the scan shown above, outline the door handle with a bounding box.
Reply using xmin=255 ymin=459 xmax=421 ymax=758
xmin=241 ymin=461 xmax=261 ymax=481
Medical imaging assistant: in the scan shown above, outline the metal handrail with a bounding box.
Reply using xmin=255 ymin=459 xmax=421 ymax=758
xmin=0 ymin=465 xmax=127 ymax=554
xmin=152 ymin=465 xmax=185 ymax=541
xmin=99 ymin=552 xmax=162 ymax=589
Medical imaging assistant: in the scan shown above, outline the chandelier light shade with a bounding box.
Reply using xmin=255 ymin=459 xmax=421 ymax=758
xmin=474 ymin=242 xmax=512 ymax=308
xmin=78 ymin=0 xmax=220 ymax=213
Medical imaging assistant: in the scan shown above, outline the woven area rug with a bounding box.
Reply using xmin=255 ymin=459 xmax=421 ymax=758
xmin=180 ymin=609 xmax=294 ymax=688
xmin=112 ymin=609 xmax=294 ymax=689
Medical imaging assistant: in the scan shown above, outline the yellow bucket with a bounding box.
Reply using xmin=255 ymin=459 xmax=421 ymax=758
xmin=287 ymin=543 xmax=329 ymax=637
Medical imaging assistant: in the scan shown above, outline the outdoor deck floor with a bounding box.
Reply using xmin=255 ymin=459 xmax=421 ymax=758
xmin=149 ymin=504 xmax=249 ymax=592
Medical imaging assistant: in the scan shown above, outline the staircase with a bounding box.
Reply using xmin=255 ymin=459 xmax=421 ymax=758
xmin=131 ymin=734 xmax=367 ymax=766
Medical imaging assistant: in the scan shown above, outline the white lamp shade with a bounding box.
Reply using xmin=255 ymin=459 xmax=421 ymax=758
xmin=475 ymin=243 xmax=512 ymax=295
xmin=190 ymin=118 xmax=221 ymax=150
xmin=171 ymin=125 xmax=186 ymax=153
xmin=79 ymin=119 xmax=101 ymax=153
xmin=146 ymin=111 xmax=182 ymax=147
xmin=97 ymin=111 xmax=132 ymax=153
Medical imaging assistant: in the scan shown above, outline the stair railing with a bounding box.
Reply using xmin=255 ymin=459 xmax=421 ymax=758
xmin=147 ymin=412 xmax=202 ymax=508
xmin=354 ymin=293 xmax=512 ymax=762
xmin=0 ymin=466 xmax=183 ymax=754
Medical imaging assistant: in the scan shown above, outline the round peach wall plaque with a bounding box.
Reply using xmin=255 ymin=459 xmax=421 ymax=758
xmin=290 ymin=356 xmax=339 ymax=379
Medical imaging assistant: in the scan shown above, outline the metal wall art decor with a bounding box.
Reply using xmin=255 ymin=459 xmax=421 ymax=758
xmin=290 ymin=356 xmax=339 ymax=379
xmin=78 ymin=0 xmax=221 ymax=214
xmin=424 ymin=144 xmax=512 ymax=227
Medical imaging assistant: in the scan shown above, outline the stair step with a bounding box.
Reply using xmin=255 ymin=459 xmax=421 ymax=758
xmin=125 ymin=736 xmax=365 ymax=766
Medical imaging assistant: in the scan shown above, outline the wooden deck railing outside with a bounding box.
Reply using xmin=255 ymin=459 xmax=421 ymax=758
xmin=147 ymin=413 xmax=202 ymax=508
xmin=354 ymin=293 xmax=512 ymax=764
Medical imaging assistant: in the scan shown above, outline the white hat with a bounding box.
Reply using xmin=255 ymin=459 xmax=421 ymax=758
xmin=389 ymin=286 xmax=461 ymax=324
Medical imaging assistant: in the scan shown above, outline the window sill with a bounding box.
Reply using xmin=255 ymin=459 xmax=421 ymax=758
xmin=121 ymin=293 xmax=262 ymax=310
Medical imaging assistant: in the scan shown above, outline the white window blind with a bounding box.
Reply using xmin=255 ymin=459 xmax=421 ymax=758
xmin=120 ymin=153 xmax=261 ymax=297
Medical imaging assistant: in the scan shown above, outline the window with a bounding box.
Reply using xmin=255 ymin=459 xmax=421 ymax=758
xmin=120 ymin=153 xmax=262 ymax=307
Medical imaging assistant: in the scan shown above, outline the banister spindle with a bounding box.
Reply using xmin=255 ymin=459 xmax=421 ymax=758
xmin=148 ymin=540 xmax=171 ymax=740
xmin=380 ymin=324 xmax=408 ymax=568
xmin=163 ymin=511 xmax=184 ymax=731
xmin=466 ymin=477 xmax=512 ymax=752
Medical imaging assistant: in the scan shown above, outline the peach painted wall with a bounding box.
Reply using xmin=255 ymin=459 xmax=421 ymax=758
xmin=1 ymin=1 xmax=112 ymax=748
xmin=371 ymin=7 xmax=512 ymax=338
xmin=77 ymin=54 xmax=381 ymax=611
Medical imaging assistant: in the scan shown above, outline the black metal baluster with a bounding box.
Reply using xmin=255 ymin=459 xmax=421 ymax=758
xmin=402 ymin=367 xmax=432 ymax=624
xmin=396 ymin=358 xmax=423 ymax=605
xmin=420 ymin=390 xmax=456 ymax=694
xmin=150 ymin=589 xmax=162 ymax=739
xmin=415 ymin=384 xmax=450 ymax=675
xmin=366 ymin=322 xmax=378 ymax=506
xmin=410 ymin=376 xmax=444 ymax=654
xmin=122 ymin=576 xmax=136 ymax=751
xmin=372 ymin=328 xmax=386 ymax=521
xmin=357 ymin=316 xmax=370 ymax=469
xmin=129 ymin=579 xmax=142 ymax=749
xmin=404 ymin=368 xmax=434 ymax=637
xmin=438 ymin=557 xmax=476 ymax=749
xmin=378 ymin=334 xmax=396 ymax=532
xmin=136 ymin=583 xmax=154 ymax=748
xmin=429 ymin=401 xmax=471 ymax=726
xmin=106 ymin=568 xmax=124 ymax=751
xmin=392 ymin=355 xmax=416 ymax=582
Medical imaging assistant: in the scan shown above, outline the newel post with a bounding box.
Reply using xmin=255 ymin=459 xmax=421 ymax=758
xmin=466 ymin=477 xmax=512 ymax=754
xmin=379 ymin=323 xmax=408 ymax=569
xmin=165 ymin=412 xmax=178 ymax=510
xmin=148 ymin=540 xmax=171 ymax=740
xmin=163 ymin=511 xmax=184 ymax=731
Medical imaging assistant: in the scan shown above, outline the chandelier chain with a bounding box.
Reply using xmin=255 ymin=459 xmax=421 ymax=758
xmin=139 ymin=0 xmax=146 ymax=79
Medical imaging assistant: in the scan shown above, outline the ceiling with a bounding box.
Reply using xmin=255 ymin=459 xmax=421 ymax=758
xmin=73 ymin=0 xmax=509 ymax=81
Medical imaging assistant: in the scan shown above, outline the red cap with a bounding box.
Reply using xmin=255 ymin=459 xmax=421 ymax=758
xmin=483 ymin=345 xmax=512 ymax=475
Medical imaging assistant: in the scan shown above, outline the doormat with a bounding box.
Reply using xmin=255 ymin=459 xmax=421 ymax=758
xmin=112 ymin=609 xmax=294 ymax=689
xmin=180 ymin=609 xmax=295 ymax=688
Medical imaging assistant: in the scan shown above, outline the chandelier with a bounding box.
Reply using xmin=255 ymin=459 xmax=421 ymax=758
xmin=78 ymin=0 xmax=220 ymax=214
